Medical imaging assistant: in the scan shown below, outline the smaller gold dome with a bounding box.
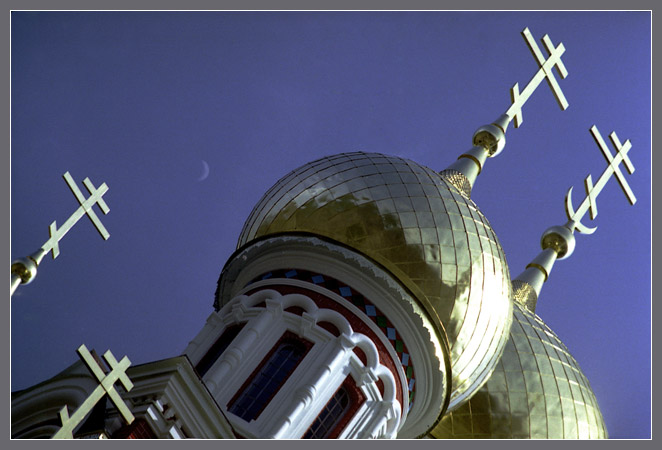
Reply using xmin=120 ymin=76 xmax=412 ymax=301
xmin=430 ymin=302 xmax=608 ymax=439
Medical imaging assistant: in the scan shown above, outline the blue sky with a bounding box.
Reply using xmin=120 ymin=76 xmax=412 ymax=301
xmin=10 ymin=11 xmax=651 ymax=438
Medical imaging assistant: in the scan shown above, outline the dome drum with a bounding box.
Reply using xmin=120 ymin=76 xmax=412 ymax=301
xmin=216 ymin=234 xmax=450 ymax=438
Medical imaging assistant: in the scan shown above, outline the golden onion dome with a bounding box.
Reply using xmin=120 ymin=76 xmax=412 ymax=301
xmin=431 ymin=301 xmax=608 ymax=439
xmin=237 ymin=151 xmax=513 ymax=412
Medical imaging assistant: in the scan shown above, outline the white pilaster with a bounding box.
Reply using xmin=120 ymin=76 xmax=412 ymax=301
xmin=268 ymin=334 xmax=355 ymax=438
xmin=205 ymin=297 xmax=283 ymax=396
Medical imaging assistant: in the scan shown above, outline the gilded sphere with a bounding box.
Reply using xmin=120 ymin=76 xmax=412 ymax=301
xmin=541 ymin=225 xmax=576 ymax=259
xmin=11 ymin=257 xmax=38 ymax=284
xmin=237 ymin=152 xmax=513 ymax=411
xmin=430 ymin=302 xmax=608 ymax=439
xmin=473 ymin=124 xmax=506 ymax=157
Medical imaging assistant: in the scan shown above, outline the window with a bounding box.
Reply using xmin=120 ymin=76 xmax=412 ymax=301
xmin=303 ymin=377 xmax=365 ymax=439
xmin=303 ymin=386 xmax=350 ymax=438
xmin=228 ymin=334 xmax=309 ymax=422
xmin=195 ymin=324 xmax=244 ymax=377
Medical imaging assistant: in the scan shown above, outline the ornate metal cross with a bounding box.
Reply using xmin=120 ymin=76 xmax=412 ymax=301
xmin=44 ymin=172 xmax=110 ymax=259
xmin=565 ymin=125 xmax=637 ymax=234
xmin=52 ymin=345 xmax=134 ymax=439
xmin=506 ymin=27 xmax=569 ymax=128
xmin=443 ymin=27 xmax=571 ymax=194
xmin=10 ymin=172 xmax=110 ymax=296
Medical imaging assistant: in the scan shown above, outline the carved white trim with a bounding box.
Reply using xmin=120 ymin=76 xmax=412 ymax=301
xmin=187 ymin=288 xmax=402 ymax=439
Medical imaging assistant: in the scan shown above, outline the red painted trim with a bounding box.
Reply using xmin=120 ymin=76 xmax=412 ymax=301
xmin=113 ymin=419 xmax=157 ymax=439
xmin=353 ymin=346 xmax=367 ymax=366
xmin=317 ymin=320 xmax=341 ymax=337
xmin=284 ymin=305 xmax=306 ymax=316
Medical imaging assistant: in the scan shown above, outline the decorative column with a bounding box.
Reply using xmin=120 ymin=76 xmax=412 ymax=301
xmin=268 ymin=334 xmax=356 ymax=438
xmin=204 ymin=293 xmax=284 ymax=396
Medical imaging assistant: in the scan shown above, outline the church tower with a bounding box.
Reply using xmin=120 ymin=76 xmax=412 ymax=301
xmin=11 ymin=24 xmax=638 ymax=440
xmin=183 ymin=149 xmax=513 ymax=438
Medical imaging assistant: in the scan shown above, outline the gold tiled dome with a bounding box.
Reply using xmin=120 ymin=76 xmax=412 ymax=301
xmin=431 ymin=302 xmax=608 ymax=439
xmin=237 ymin=152 xmax=513 ymax=413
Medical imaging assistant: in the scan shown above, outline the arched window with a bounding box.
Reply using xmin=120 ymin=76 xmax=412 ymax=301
xmin=195 ymin=323 xmax=244 ymax=377
xmin=228 ymin=333 xmax=310 ymax=422
xmin=303 ymin=377 xmax=365 ymax=439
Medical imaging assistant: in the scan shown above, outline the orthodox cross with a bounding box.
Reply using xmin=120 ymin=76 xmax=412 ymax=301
xmin=10 ymin=172 xmax=110 ymax=296
xmin=52 ymin=345 xmax=134 ymax=439
xmin=565 ymin=125 xmax=637 ymax=234
xmin=444 ymin=28 xmax=571 ymax=195
xmin=512 ymin=125 xmax=636 ymax=309
xmin=506 ymin=27 xmax=569 ymax=128
xmin=45 ymin=172 xmax=110 ymax=259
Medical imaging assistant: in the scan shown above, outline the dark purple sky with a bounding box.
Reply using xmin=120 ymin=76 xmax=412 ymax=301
xmin=10 ymin=11 xmax=650 ymax=438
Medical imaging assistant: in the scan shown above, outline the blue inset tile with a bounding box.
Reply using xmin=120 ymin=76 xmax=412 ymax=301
xmin=285 ymin=270 xmax=298 ymax=278
xmin=311 ymin=275 xmax=325 ymax=284
xmin=409 ymin=378 xmax=416 ymax=391
xmin=365 ymin=305 xmax=377 ymax=317
xmin=401 ymin=353 xmax=409 ymax=366
xmin=339 ymin=286 xmax=352 ymax=297
xmin=387 ymin=327 xmax=396 ymax=340
xmin=261 ymin=272 xmax=273 ymax=280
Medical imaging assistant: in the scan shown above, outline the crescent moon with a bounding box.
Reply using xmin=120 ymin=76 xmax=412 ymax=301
xmin=564 ymin=186 xmax=597 ymax=235
xmin=197 ymin=160 xmax=209 ymax=182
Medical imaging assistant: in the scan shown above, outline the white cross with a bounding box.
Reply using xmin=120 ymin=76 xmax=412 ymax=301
xmin=10 ymin=172 xmax=111 ymax=297
xmin=52 ymin=345 xmax=134 ymax=439
xmin=565 ymin=125 xmax=636 ymax=234
xmin=506 ymin=28 xmax=569 ymax=128
xmin=42 ymin=172 xmax=110 ymax=259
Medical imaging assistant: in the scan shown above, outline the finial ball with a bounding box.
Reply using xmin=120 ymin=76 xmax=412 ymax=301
xmin=473 ymin=124 xmax=506 ymax=157
xmin=540 ymin=225 xmax=575 ymax=260
xmin=11 ymin=257 xmax=38 ymax=285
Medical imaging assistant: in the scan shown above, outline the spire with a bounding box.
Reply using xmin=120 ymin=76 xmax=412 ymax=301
xmin=512 ymin=226 xmax=575 ymax=312
xmin=442 ymin=27 xmax=569 ymax=196
xmin=512 ymin=125 xmax=637 ymax=312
